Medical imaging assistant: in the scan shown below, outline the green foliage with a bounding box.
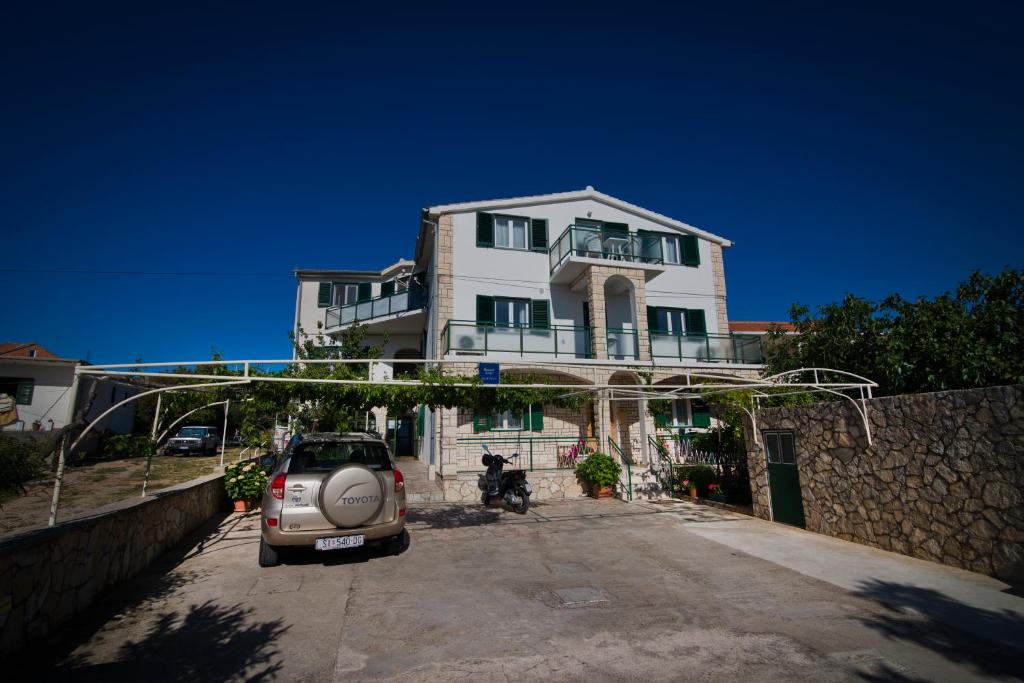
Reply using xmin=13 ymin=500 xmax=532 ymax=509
xmin=675 ymin=464 xmax=715 ymax=495
xmin=224 ymin=460 xmax=270 ymax=501
xmin=0 ymin=436 xmax=44 ymax=500
xmin=715 ymin=468 xmax=752 ymax=504
xmin=765 ymin=268 xmax=1024 ymax=396
xmin=105 ymin=435 xmax=155 ymax=459
xmin=575 ymin=452 xmax=622 ymax=488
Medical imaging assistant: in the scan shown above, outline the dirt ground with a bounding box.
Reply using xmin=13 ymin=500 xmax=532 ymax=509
xmin=0 ymin=448 xmax=243 ymax=537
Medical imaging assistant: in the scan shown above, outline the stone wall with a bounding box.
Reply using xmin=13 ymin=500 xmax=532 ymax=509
xmin=0 ymin=473 xmax=226 ymax=658
xmin=744 ymin=385 xmax=1024 ymax=580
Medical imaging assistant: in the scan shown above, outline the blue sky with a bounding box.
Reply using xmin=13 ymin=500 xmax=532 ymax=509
xmin=2 ymin=1 xmax=1021 ymax=363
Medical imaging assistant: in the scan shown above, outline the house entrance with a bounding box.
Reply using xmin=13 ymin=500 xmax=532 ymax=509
xmin=764 ymin=431 xmax=805 ymax=528
xmin=388 ymin=415 xmax=415 ymax=457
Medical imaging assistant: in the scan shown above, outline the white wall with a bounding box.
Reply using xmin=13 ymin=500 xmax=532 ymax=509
xmin=1 ymin=363 xmax=135 ymax=433
xmin=449 ymin=197 xmax=720 ymax=333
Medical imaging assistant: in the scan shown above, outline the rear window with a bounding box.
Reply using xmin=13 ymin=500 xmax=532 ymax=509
xmin=178 ymin=427 xmax=208 ymax=438
xmin=287 ymin=441 xmax=392 ymax=473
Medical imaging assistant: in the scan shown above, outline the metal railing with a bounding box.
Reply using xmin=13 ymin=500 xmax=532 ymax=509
xmin=325 ymin=285 xmax=425 ymax=328
xmin=443 ymin=320 xmax=593 ymax=358
xmin=649 ymin=331 xmax=763 ymax=364
xmin=456 ymin=435 xmax=600 ymax=471
xmin=648 ymin=435 xmax=677 ymax=497
xmin=549 ymin=224 xmax=664 ymax=274
xmin=607 ymin=436 xmax=633 ymax=501
xmin=606 ymin=327 xmax=640 ymax=360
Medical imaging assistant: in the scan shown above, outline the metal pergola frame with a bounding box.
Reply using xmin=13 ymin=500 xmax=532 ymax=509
xmin=43 ymin=358 xmax=876 ymax=526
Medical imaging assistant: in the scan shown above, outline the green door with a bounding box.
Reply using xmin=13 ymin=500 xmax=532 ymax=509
xmin=764 ymin=431 xmax=805 ymax=528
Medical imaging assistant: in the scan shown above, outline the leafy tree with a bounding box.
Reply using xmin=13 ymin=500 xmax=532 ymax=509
xmin=765 ymin=268 xmax=1024 ymax=396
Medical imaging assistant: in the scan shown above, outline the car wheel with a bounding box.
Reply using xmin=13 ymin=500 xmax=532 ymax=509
xmin=385 ymin=529 xmax=409 ymax=556
xmin=258 ymin=536 xmax=282 ymax=567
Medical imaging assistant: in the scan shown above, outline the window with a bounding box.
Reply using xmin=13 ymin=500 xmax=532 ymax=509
xmin=334 ymin=283 xmax=359 ymax=306
xmin=0 ymin=377 xmax=33 ymax=405
xmin=287 ymin=441 xmax=392 ymax=473
xmin=663 ymin=236 xmax=681 ymax=264
xmin=492 ymin=409 xmax=523 ymax=430
xmin=494 ymin=216 xmax=528 ymax=250
xmin=494 ymin=298 xmax=529 ymax=327
xmin=653 ymin=308 xmax=686 ymax=334
xmin=764 ymin=431 xmax=796 ymax=464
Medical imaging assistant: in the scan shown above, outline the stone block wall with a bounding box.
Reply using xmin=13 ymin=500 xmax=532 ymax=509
xmin=744 ymin=385 xmax=1024 ymax=580
xmin=0 ymin=473 xmax=226 ymax=658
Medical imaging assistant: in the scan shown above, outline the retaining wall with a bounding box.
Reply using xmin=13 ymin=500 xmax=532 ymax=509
xmin=744 ymin=385 xmax=1024 ymax=580
xmin=0 ymin=473 xmax=225 ymax=658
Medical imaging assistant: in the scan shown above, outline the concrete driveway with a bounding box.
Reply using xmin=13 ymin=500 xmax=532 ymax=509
xmin=18 ymin=498 xmax=1024 ymax=682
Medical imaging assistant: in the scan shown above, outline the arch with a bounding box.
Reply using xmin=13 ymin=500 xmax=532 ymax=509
xmin=603 ymin=275 xmax=638 ymax=360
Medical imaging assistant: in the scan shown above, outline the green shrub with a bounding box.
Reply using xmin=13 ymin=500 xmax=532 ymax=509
xmin=106 ymin=434 xmax=155 ymax=459
xmin=674 ymin=464 xmax=715 ymax=495
xmin=225 ymin=460 xmax=270 ymax=501
xmin=0 ymin=436 xmax=45 ymax=500
xmin=575 ymin=452 xmax=622 ymax=488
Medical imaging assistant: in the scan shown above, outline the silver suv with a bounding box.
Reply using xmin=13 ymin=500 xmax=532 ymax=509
xmin=166 ymin=426 xmax=220 ymax=455
xmin=258 ymin=433 xmax=407 ymax=567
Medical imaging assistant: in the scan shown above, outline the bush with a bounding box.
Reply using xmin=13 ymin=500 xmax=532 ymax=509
xmin=716 ymin=465 xmax=753 ymax=505
xmin=106 ymin=434 xmax=155 ymax=459
xmin=224 ymin=460 xmax=270 ymax=501
xmin=0 ymin=436 xmax=45 ymax=500
xmin=575 ymin=452 xmax=622 ymax=488
xmin=675 ymin=464 xmax=715 ymax=495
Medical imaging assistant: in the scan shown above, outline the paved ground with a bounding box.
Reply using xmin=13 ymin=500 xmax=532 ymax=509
xmin=17 ymin=498 xmax=1024 ymax=682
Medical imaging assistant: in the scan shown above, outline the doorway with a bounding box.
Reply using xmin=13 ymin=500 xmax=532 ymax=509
xmin=764 ymin=431 xmax=805 ymax=528
xmin=388 ymin=415 xmax=415 ymax=457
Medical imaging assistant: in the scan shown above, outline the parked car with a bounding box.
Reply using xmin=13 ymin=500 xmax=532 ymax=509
xmin=258 ymin=432 xmax=407 ymax=567
xmin=166 ymin=426 xmax=220 ymax=455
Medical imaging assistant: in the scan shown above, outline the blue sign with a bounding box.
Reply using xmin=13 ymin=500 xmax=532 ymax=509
xmin=479 ymin=362 xmax=500 ymax=385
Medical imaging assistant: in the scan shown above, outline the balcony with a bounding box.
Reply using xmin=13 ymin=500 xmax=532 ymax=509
xmin=442 ymin=321 xmax=592 ymax=358
xmin=548 ymin=224 xmax=666 ymax=285
xmin=649 ymin=331 xmax=763 ymax=364
xmin=325 ymin=285 xmax=426 ymax=331
xmin=442 ymin=321 xmax=763 ymax=365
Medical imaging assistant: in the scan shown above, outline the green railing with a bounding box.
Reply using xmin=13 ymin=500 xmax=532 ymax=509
xmin=325 ymin=285 xmax=425 ymax=328
xmin=649 ymin=331 xmax=763 ymax=364
xmin=456 ymin=435 xmax=599 ymax=471
xmin=606 ymin=327 xmax=640 ymax=360
xmin=607 ymin=436 xmax=633 ymax=501
xmin=443 ymin=320 xmax=593 ymax=358
xmin=549 ymin=224 xmax=665 ymax=274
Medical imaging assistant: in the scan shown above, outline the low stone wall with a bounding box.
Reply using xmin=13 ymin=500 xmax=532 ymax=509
xmin=440 ymin=470 xmax=586 ymax=502
xmin=0 ymin=473 xmax=226 ymax=658
xmin=744 ymin=385 xmax=1023 ymax=580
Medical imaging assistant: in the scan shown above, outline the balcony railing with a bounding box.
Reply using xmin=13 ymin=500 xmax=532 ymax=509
xmin=325 ymin=285 xmax=425 ymax=329
xmin=649 ymin=331 xmax=763 ymax=364
xmin=442 ymin=320 xmax=592 ymax=358
xmin=606 ymin=327 xmax=640 ymax=360
xmin=549 ymin=224 xmax=664 ymax=274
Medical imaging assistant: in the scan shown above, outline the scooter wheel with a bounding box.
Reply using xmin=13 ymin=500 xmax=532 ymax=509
xmin=513 ymin=494 xmax=530 ymax=514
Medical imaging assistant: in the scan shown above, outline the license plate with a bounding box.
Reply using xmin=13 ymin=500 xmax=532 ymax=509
xmin=315 ymin=535 xmax=364 ymax=551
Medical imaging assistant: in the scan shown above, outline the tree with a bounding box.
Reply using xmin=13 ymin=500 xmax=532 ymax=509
xmin=765 ymin=268 xmax=1024 ymax=396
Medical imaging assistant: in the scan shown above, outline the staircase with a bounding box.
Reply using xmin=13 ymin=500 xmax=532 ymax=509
xmin=395 ymin=457 xmax=445 ymax=503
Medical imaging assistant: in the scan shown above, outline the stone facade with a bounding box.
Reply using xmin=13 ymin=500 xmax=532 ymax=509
xmin=433 ymin=213 xmax=455 ymax=354
xmin=582 ymin=265 xmax=651 ymax=361
xmin=743 ymin=385 xmax=1024 ymax=580
xmin=0 ymin=474 xmax=226 ymax=658
xmin=709 ymin=243 xmax=729 ymax=335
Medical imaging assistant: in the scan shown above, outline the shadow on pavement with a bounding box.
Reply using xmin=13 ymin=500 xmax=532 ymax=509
xmin=854 ymin=579 xmax=1024 ymax=680
xmin=406 ymin=505 xmax=504 ymax=529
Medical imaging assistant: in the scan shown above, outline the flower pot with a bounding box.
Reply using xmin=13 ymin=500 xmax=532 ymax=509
xmin=689 ymin=487 xmax=698 ymax=498
xmin=590 ymin=485 xmax=614 ymax=499
xmin=232 ymin=499 xmax=253 ymax=513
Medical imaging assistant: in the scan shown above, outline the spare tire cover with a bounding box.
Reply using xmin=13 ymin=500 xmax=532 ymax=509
xmin=318 ymin=465 xmax=385 ymax=528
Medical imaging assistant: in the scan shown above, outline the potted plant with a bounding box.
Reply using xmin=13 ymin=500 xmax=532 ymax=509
xmin=225 ymin=460 xmax=270 ymax=512
xmin=707 ymin=483 xmax=728 ymax=503
xmin=575 ymin=452 xmax=622 ymax=499
xmin=682 ymin=478 xmax=698 ymax=498
xmin=675 ymin=464 xmax=715 ymax=498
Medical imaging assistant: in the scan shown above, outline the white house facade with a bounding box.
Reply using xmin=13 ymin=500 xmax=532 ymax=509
xmin=293 ymin=188 xmax=763 ymax=501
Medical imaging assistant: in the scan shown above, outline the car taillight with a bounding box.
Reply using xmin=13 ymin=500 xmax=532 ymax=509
xmin=270 ymin=473 xmax=286 ymax=500
xmin=399 ymin=507 xmax=406 ymax=517
xmin=393 ymin=469 xmax=405 ymax=493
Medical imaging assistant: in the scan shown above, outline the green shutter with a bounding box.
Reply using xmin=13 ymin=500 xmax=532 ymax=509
xmin=692 ymin=403 xmax=711 ymax=428
xmin=380 ymin=280 xmax=395 ymax=297
xmin=681 ymin=235 xmax=700 ymax=266
xmin=529 ymin=404 xmax=544 ymax=432
xmin=476 ymin=295 xmax=495 ymax=324
xmin=417 ymin=405 xmax=425 ymax=436
xmin=530 ymin=299 xmax=550 ymax=329
xmin=473 ymin=414 xmax=492 ymax=433
xmin=476 ymin=212 xmax=494 ymax=247
xmin=357 ymin=282 xmax=372 ymax=302
xmin=317 ymin=282 xmax=333 ymax=307
xmin=685 ymin=309 xmax=707 ymax=335
xmin=15 ymin=380 xmax=34 ymax=405
xmin=530 ymin=218 xmax=548 ymax=251
xmin=647 ymin=306 xmax=659 ymax=332
xmin=654 ymin=411 xmax=669 ymax=428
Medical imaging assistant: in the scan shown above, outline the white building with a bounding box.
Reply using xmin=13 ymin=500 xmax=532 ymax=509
xmin=293 ymin=188 xmax=763 ymax=500
xmin=0 ymin=342 xmax=136 ymax=434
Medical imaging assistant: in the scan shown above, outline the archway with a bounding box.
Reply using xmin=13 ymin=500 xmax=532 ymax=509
xmin=603 ymin=275 xmax=637 ymax=360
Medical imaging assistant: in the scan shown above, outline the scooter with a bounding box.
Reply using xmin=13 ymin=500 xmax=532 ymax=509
xmin=481 ymin=445 xmax=532 ymax=514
